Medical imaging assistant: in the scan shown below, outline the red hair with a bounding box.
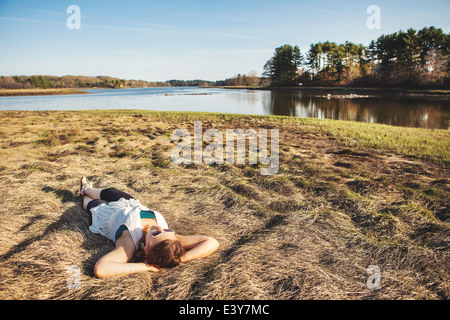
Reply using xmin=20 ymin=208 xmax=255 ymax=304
xmin=132 ymin=225 xmax=185 ymax=268
xmin=145 ymin=239 xmax=185 ymax=268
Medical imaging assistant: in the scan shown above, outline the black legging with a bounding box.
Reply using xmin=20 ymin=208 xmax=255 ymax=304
xmin=86 ymin=188 xmax=134 ymax=225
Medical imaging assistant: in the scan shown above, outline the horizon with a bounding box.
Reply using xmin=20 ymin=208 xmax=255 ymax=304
xmin=1 ymin=0 xmax=449 ymax=82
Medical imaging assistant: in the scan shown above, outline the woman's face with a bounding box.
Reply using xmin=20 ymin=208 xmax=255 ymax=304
xmin=144 ymin=225 xmax=177 ymax=254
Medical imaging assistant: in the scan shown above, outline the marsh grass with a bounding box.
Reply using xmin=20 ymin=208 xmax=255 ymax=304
xmin=0 ymin=110 xmax=448 ymax=300
xmin=0 ymin=88 xmax=88 ymax=96
xmin=315 ymin=119 xmax=450 ymax=166
xmin=87 ymin=109 xmax=450 ymax=165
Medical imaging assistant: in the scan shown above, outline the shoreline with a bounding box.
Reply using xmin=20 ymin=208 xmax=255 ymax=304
xmin=2 ymin=86 xmax=450 ymax=97
xmin=205 ymin=86 xmax=450 ymax=97
xmin=0 ymin=88 xmax=90 ymax=96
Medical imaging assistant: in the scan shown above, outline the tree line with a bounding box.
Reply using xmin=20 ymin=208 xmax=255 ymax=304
xmin=264 ymin=26 xmax=450 ymax=88
xmin=0 ymin=75 xmax=220 ymax=89
xmin=2 ymin=27 xmax=448 ymax=90
xmin=0 ymin=74 xmax=263 ymax=89
xmin=214 ymin=71 xmax=265 ymax=87
xmin=0 ymin=75 xmax=157 ymax=89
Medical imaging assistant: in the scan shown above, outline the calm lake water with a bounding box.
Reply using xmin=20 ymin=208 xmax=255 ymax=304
xmin=0 ymin=87 xmax=449 ymax=129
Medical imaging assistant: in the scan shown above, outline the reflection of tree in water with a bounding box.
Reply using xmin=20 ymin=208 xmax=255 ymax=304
xmin=262 ymin=91 xmax=303 ymax=117
xmin=263 ymin=91 xmax=449 ymax=129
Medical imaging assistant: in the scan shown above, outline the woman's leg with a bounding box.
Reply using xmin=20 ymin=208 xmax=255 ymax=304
xmin=83 ymin=195 xmax=109 ymax=211
xmin=83 ymin=195 xmax=94 ymax=211
xmin=83 ymin=186 xmax=102 ymax=200
xmin=98 ymin=187 xmax=134 ymax=202
xmin=82 ymin=182 xmax=134 ymax=203
xmin=79 ymin=178 xmax=108 ymax=224
xmin=79 ymin=177 xmax=134 ymax=224
xmin=80 ymin=178 xmax=134 ymax=202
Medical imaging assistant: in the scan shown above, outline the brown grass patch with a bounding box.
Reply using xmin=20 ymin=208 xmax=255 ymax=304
xmin=0 ymin=110 xmax=448 ymax=300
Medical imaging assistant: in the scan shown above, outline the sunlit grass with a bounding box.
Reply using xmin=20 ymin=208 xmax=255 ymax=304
xmin=314 ymin=119 xmax=450 ymax=166
xmin=78 ymin=109 xmax=450 ymax=166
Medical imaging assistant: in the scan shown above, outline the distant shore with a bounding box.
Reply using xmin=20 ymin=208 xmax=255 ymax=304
xmin=205 ymin=86 xmax=450 ymax=97
xmin=0 ymin=88 xmax=89 ymax=96
xmin=2 ymin=86 xmax=450 ymax=97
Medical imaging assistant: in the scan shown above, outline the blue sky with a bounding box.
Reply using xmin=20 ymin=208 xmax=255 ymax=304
xmin=0 ymin=0 xmax=449 ymax=81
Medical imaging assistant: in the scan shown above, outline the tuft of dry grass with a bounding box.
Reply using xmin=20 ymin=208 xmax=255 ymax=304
xmin=0 ymin=110 xmax=448 ymax=300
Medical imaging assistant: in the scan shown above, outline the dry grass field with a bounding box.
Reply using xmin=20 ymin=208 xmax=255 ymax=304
xmin=0 ymin=110 xmax=448 ymax=300
xmin=0 ymin=88 xmax=88 ymax=96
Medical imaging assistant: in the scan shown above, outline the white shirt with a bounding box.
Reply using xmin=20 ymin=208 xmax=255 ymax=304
xmin=89 ymin=198 xmax=169 ymax=247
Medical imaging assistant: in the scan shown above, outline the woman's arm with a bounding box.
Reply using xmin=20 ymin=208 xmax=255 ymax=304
xmin=94 ymin=257 xmax=160 ymax=278
xmin=176 ymin=235 xmax=219 ymax=263
xmin=94 ymin=232 xmax=160 ymax=278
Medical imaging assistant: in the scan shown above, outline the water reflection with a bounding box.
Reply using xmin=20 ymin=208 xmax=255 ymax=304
xmin=263 ymin=90 xmax=450 ymax=129
xmin=0 ymin=87 xmax=448 ymax=129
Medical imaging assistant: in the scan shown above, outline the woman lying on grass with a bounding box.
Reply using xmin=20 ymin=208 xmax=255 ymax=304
xmin=79 ymin=177 xmax=219 ymax=278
